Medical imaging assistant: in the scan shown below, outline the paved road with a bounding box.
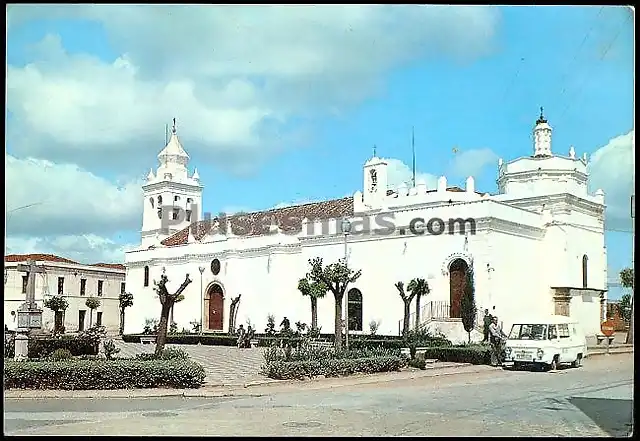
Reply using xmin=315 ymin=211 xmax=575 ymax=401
xmin=4 ymin=354 xmax=634 ymax=436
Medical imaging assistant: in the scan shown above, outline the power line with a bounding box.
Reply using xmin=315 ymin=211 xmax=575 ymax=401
xmin=559 ymin=12 xmax=630 ymax=121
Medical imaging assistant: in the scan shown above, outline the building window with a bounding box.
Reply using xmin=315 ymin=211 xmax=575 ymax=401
xmin=57 ymin=277 xmax=64 ymax=295
xmin=582 ymin=255 xmax=588 ymax=288
xmin=174 ymin=195 xmax=180 ymax=202
xmin=80 ymin=278 xmax=87 ymax=296
xmin=211 ymin=259 xmax=221 ymax=276
xmin=157 ymin=208 xmax=163 ymax=219
xmin=96 ymin=312 xmax=103 ymax=327
xmin=144 ymin=266 xmax=150 ymax=287
xmin=347 ymin=288 xmax=363 ymax=332
xmin=121 ymin=282 xmax=126 ymax=294
xmin=97 ymin=280 xmax=104 ymax=297
xmin=172 ymin=208 xmax=179 ymax=220
xmin=78 ymin=310 xmax=86 ymax=332
xmin=186 ymin=210 xmax=192 ymax=222
xmin=22 ymin=275 xmax=28 ymax=294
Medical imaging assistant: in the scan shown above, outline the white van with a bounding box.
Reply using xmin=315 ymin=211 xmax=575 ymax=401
xmin=503 ymin=315 xmax=587 ymax=371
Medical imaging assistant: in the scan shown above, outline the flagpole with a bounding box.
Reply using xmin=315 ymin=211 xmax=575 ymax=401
xmin=411 ymin=126 xmax=416 ymax=187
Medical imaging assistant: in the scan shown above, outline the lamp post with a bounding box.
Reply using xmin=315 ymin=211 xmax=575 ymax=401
xmin=486 ymin=263 xmax=495 ymax=310
xmin=198 ymin=266 xmax=205 ymax=335
xmin=341 ymin=218 xmax=352 ymax=350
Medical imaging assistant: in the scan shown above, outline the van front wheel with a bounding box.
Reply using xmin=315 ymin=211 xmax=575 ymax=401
xmin=572 ymin=354 xmax=583 ymax=368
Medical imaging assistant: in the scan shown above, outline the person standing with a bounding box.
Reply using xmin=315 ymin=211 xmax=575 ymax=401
xmin=482 ymin=309 xmax=493 ymax=343
xmin=488 ymin=316 xmax=503 ymax=367
xmin=236 ymin=324 xmax=246 ymax=348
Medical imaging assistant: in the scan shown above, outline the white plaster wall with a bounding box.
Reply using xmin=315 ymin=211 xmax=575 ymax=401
xmin=571 ymin=292 xmax=601 ymax=337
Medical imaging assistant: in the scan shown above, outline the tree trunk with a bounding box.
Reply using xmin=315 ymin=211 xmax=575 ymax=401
xmin=626 ymin=296 xmax=634 ymax=344
xmin=170 ymin=305 xmax=174 ymax=326
xmin=155 ymin=301 xmax=173 ymax=356
xmin=334 ymin=294 xmax=344 ymax=351
xmin=403 ymin=301 xmax=411 ymax=336
xmin=119 ymin=309 xmax=125 ymax=335
xmin=415 ymin=293 xmax=422 ymax=329
xmin=468 ymin=331 xmax=471 ymax=344
xmin=229 ymin=304 xmax=235 ymax=334
xmin=311 ymin=296 xmax=318 ymax=330
xmin=89 ymin=309 xmax=94 ymax=328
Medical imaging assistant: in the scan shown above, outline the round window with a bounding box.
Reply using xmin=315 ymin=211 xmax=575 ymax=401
xmin=211 ymin=258 xmax=221 ymax=276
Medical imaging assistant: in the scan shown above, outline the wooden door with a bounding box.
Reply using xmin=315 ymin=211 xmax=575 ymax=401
xmin=209 ymin=293 xmax=224 ymax=331
xmin=449 ymin=270 xmax=466 ymax=318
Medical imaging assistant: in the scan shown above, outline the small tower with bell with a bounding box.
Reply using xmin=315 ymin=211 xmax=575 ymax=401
xmin=362 ymin=144 xmax=389 ymax=209
xmin=533 ymin=107 xmax=553 ymax=158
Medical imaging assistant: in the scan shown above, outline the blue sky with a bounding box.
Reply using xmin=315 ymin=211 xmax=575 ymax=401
xmin=5 ymin=6 xmax=634 ymax=298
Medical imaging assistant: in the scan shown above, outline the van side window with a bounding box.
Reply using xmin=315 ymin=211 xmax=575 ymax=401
xmin=558 ymin=324 xmax=570 ymax=339
xmin=548 ymin=325 xmax=558 ymax=339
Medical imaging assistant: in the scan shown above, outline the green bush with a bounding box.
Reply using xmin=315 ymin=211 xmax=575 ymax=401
xmin=349 ymin=338 xmax=405 ymax=352
xmin=261 ymin=356 xmax=406 ymax=380
xmin=121 ymin=334 xmax=237 ymax=346
xmin=5 ymin=332 xmax=15 ymax=358
xmin=4 ymin=359 xmax=206 ymax=390
xmin=28 ymin=327 xmax=105 ymax=359
xmin=421 ymin=346 xmax=490 ymax=365
xmin=135 ymin=348 xmax=190 ymax=361
xmin=408 ymin=354 xmax=427 ymax=370
xmin=263 ymin=344 xmax=399 ymax=365
xmin=48 ymin=348 xmax=73 ymax=361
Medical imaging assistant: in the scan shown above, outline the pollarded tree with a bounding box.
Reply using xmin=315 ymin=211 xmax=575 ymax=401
xmin=305 ymin=257 xmax=362 ymax=350
xmin=154 ymin=273 xmax=192 ymax=356
xmin=118 ymin=292 xmax=134 ymax=335
xmin=43 ymin=295 xmax=69 ymax=333
xmin=85 ymin=297 xmax=101 ymax=328
xmin=620 ymin=267 xmax=634 ymax=344
xmin=460 ymin=267 xmax=477 ymax=343
xmin=298 ymin=277 xmax=328 ymax=331
xmin=396 ymin=281 xmax=417 ymax=337
xmin=408 ymin=278 xmax=430 ymax=329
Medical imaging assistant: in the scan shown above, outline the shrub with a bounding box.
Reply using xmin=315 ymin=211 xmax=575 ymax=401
xmin=263 ymin=343 xmax=399 ymax=365
xmin=421 ymin=346 xmax=490 ymax=365
xmin=261 ymin=356 xmax=406 ymax=380
xmin=135 ymin=348 xmax=190 ymax=361
xmin=349 ymin=338 xmax=405 ymax=352
xmin=5 ymin=332 xmax=15 ymax=358
xmin=121 ymin=334 xmax=238 ymax=346
xmin=48 ymin=348 xmax=73 ymax=361
xmin=28 ymin=326 xmax=106 ymax=359
xmin=4 ymin=359 xmax=206 ymax=390
xmin=408 ymin=354 xmax=427 ymax=370
xmin=103 ymin=339 xmax=121 ymax=360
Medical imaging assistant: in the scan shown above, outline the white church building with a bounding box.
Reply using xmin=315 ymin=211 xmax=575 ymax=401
xmin=124 ymin=112 xmax=608 ymax=342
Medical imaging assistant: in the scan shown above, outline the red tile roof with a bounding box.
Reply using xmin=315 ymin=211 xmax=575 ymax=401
xmin=4 ymin=254 xmax=124 ymax=270
xmin=162 ymin=197 xmax=355 ymax=247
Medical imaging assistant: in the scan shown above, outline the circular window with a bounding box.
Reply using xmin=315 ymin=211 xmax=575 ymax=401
xmin=211 ymin=258 xmax=221 ymax=275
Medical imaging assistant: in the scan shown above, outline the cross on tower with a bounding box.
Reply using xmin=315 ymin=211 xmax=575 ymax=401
xmin=172 ymin=118 xmax=177 ymax=134
xmin=17 ymin=260 xmax=46 ymax=310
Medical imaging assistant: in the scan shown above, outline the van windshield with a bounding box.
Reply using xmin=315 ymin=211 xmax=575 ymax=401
xmin=508 ymin=324 xmax=548 ymax=340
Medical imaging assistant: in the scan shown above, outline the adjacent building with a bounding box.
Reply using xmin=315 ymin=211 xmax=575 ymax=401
xmin=124 ymin=112 xmax=608 ymax=342
xmin=4 ymin=254 xmax=125 ymax=335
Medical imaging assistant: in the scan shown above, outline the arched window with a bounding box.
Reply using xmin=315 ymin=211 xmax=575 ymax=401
xmin=582 ymin=255 xmax=588 ymax=288
xmin=157 ymin=195 xmax=163 ymax=205
xmin=144 ymin=266 xmax=150 ymax=287
xmin=157 ymin=208 xmax=162 ymax=219
xmin=347 ymin=288 xmax=363 ymax=332
xmin=174 ymin=195 xmax=180 ymax=202
xmin=149 ymin=198 xmax=155 ymax=208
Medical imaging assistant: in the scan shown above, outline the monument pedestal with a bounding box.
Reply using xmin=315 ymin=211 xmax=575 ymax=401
xmin=14 ymin=333 xmax=29 ymax=361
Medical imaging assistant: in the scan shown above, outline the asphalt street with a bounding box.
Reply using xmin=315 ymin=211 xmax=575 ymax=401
xmin=4 ymin=353 xmax=634 ymax=436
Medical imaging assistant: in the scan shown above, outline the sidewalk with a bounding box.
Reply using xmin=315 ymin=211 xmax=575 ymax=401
xmin=5 ymin=361 xmax=489 ymax=400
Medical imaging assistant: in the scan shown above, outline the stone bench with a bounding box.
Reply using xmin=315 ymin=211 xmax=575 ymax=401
xmin=140 ymin=336 xmax=156 ymax=344
xmin=250 ymin=339 xmax=259 ymax=348
xmin=596 ymin=335 xmax=615 ymax=346
xmin=308 ymin=341 xmax=333 ymax=350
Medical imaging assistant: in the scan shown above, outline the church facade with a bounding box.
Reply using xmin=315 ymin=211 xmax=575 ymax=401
xmin=124 ymin=113 xmax=608 ymax=342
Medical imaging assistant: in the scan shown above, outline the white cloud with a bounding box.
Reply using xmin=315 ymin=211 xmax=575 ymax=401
xmin=6 ymin=155 xmax=143 ymax=237
xmin=588 ymin=130 xmax=635 ymax=232
xmin=449 ymin=148 xmax=499 ymax=178
xmin=385 ymin=158 xmax=438 ymax=190
xmin=7 ymin=6 xmax=500 ymax=172
xmin=5 ymin=234 xmax=136 ymax=265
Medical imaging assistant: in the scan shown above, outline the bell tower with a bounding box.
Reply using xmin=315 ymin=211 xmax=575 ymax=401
xmin=362 ymin=146 xmax=388 ymax=209
xmin=140 ymin=119 xmax=203 ymax=247
xmin=533 ymin=107 xmax=553 ymax=158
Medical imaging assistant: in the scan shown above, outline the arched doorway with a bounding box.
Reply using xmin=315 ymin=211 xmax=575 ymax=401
xmin=449 ymin=259 xmax=469 ymax=319
xmin=206 ymin=284 xmax=224 ymax=331
xmin=347 ymin=288 xmax=363 ymax=332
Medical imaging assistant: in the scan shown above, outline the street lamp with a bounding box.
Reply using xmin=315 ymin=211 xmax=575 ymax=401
xmin=486 ymin=263 xmax=495 ymax=310
xmin=341 ymin=218 xmax=352 ymax=350
xmin=198 ymin=266 xmax=205 ymax=335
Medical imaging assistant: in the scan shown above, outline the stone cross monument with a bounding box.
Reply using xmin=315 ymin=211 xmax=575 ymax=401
xmin=14 ymin=260 xmax=46 ymax=360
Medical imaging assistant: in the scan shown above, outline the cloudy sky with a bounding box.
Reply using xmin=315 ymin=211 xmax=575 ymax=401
xmin=6 ymin=6 xmax=634 ymax=297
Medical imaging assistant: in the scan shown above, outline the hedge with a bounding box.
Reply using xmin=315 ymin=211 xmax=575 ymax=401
xmin=4 ymin=359 xmax=206 ymax=390
xmin=261 ymin=356 xmax=406 ymax=380
xmin=28 ymin=335 xmax=99 ymax=359
xmin=123 ymin=334 xmax=237 ymax=346
xmin=421 ymin=346 xmax=490 ymax=365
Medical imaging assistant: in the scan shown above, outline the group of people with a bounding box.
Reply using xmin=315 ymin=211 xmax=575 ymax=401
xmin=482 ymin=308 xmax=508 ymax=367
xmin=235 ymin=324 xmax=255 ymax=348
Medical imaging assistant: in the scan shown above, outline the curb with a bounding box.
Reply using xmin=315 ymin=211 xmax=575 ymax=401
xmin=4 ymin=362 xmax=481 ymax=400
xmin=587 ymin=347 xmax=633 ymax=357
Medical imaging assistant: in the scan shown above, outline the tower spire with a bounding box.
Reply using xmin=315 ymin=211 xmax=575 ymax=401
xmin=536 ymin=106 xmax=547 ymax=125
xmin=411 ymin=126 xmax=416 ymax=187
xmin=172 ymin=118 xmax=177 ymax=134
xmin=373 ymin=144 xmax=377 ymax=157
